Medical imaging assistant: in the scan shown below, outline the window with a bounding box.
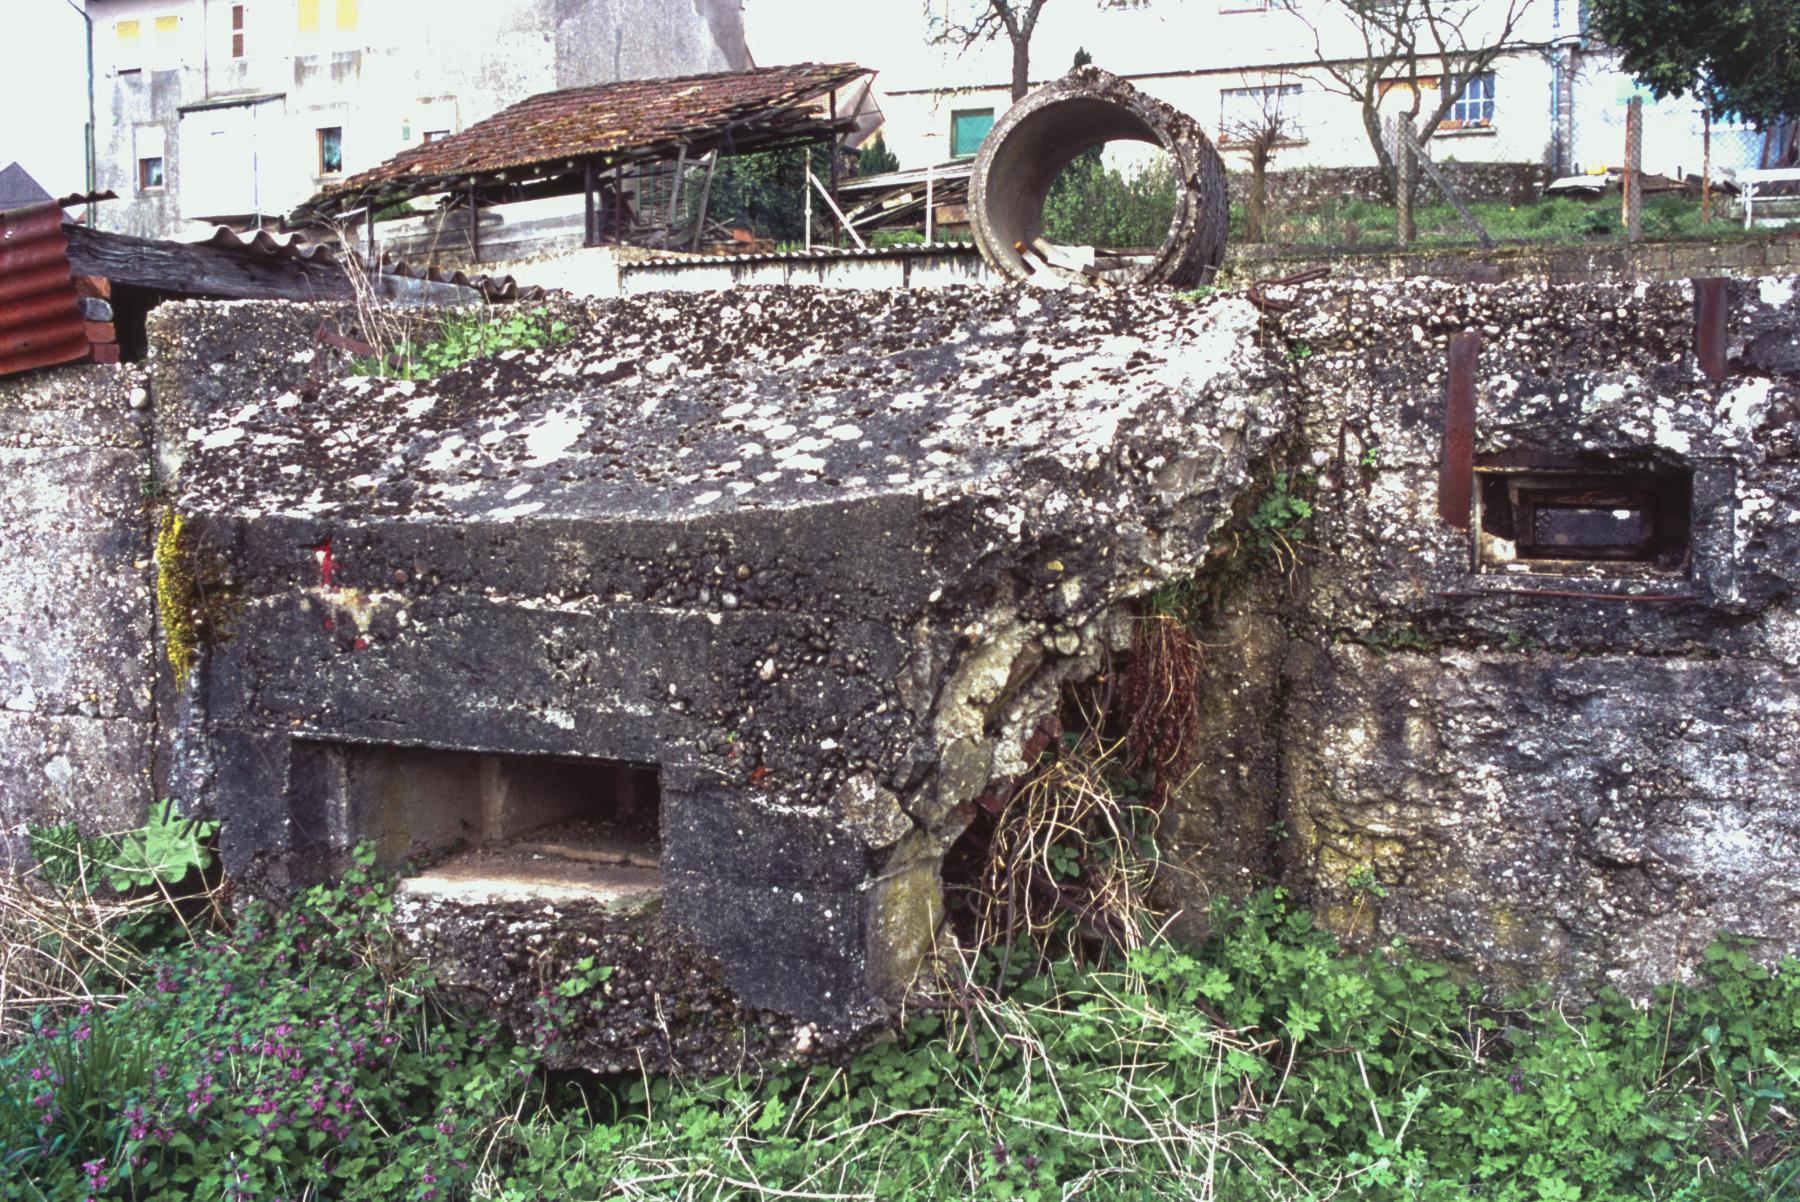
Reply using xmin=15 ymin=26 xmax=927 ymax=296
xmin=116 ymin=19 xmax=140 ymax=42
xmin=1447 ymin=71 xmax=1496 ymax=129
xmin=951 ymin=108 xmax=995 ymax=159
xmin=1475 ymin=465 xmax=1692 ymax=574
xmin=317 ymin=126 xmax=343 ymax=174
xmin=422 ymin=129 xmax=451 ymax=143
xmin=335 ymin=0 xmax=358 ymax=30
xmin=1220 ymin=83 xmax=1305 ymax=144
xmin=231 ymin=5 xmax=246 ymax=58
xmin=138 ymin=157 xmax=165 ymax=191
xmin=298 ymin=0 xmax=320 ymax=32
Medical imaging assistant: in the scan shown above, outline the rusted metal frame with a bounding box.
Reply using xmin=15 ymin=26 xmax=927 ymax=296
xmin=1245 ymin=266 xmax=1331 ymax=315
xmin=1694 ymin=276 xmax=1729 ymax=383
xmin=1436 ymin=589 xmax=1698 ymax=603
xmin=1438 ymin=330 xmax=1481 ymax=529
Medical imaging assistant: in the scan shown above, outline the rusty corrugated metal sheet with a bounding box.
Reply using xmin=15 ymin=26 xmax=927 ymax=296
xmin=0 ymin=200 xmax=88 ymax=378
xmin=300 ymin=63 xmax=866 ymax=218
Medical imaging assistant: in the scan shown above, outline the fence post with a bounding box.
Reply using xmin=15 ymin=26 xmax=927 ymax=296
xmin=1388 ymin=115 xmax=1414 ymax=251
xmin=925 ymin=165 xmax=935 ymax=246
xmin=1624 ymin=96 xmax=1643 ymax=242
xmin=804 ymin=147 xmax=813 ymax=252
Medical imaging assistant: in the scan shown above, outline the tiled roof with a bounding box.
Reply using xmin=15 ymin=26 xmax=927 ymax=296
xmin=304 ymin=63 xmax=866 ymax=217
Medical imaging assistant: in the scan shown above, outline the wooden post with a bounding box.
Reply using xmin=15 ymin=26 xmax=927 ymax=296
xmin=1623 ymin=96 xmax=1643 ymax=242
xmin=689 ymin=150 xmax=718 ymax=251
xmin=809 ymin=169 xmax=867 ymax=250
xmin=666 ymin=143 xmax=688 ymax=236
xmin=1400 ymin=123 xmax=1495 ymax=249
xmin=468 ymin=183 xmax=480 ymax=264
xmin=828 ymin=92 xmax=842 ymax=249
xmin=1701 ymin=104 xmax=1713 ymax=227
xmin=1390 ymin=116 xmax=1414 ymax=250
xmin=804 ymin=147 xmax=813 ymax=251
xmin=925 ymin=165 xmax=935 ymax=245
xmin=614 ymin=165 xmax=625 ymax=244
xmin=584 ymin=161 xmax=596 ymax=246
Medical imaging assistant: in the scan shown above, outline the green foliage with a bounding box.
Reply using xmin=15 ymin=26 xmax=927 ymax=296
xmin=0 ymin=845 xmax=530 ymax=1201
xmin=353 ymin=306 xmax=572 ymax=380
xmin=485 ymin=891 xmax=1800 ymax=1201
xmin=1586 ymin=0 xmax=1800 ymax=128
xmin=854 ymin=133 xmax=900 ymax=178
xmin=26 ymin=799 xmax=221 ymax=899
xmin=1042 ymin=154 xmax=1178 ymax=251
xmin=707 ymin=145 xmax=814 ymax=243
xmin=1242 ymin=191 xmax=1733 ymax=250
xmin=9 ymin=851 xmax=1799 ymax=1202
xmin=1248 ymin=471 xmax=1314 ymax=554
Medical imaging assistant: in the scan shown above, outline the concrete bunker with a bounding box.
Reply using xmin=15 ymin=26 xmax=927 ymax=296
xmin=289 ymin=740 xmax=662 ymax=907
xmin=970 ymin=66 xmax=1228 ymax=287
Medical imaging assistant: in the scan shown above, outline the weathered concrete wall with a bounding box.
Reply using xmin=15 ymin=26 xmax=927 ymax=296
xmin=1228 ymin=231 xmax=1800 ymax=285
xmin=148 ymin=285 xmax=1289 ymax=1064
xmin=5 ymin=267 xmax=1796 ymax=1059
xmin=1165 ymin=274 xmax=1800 ymax=997
xmin=0 ymin=364 xmax=157 ymax=859
xmin=1227 ymin=160 xmax=1554 ymax=211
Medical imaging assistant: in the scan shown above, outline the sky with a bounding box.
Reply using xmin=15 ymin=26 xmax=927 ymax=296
xmin=4 ymin=0 xmax=91 ymax=195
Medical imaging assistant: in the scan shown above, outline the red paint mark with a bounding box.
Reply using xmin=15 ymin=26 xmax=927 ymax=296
xmin=353 ymin=637 xmax=369 ymax=652
xmin=749 ymin=765 xmax=768 ymax=788
xmin=313 ymin=539 xmax=335 ymax=588
xmin=1438 ymin=330 xmax=1480 ymax=530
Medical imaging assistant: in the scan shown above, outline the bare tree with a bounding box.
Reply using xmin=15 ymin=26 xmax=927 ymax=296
xmin=926 ymin=0 xmax=1052 ymax=102
xmin=1220 ymin=74 xmax=1301 ymax=244
xmin=1293 ymin=0 xmax=1534 ymax=213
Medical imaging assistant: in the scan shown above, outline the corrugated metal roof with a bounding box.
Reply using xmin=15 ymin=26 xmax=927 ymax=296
xmin=0 ymin=200 xmax=88 ymax=378
xmin=300 ymin=63 xmax=866 ymax=218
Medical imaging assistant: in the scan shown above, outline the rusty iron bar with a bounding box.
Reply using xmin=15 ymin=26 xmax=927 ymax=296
xmin=1694 ymin=276 xmax=1729 ymax=383
xmin=1437 ymin=330 xmax=1480 ymax=529
xmin=1245 ymin=266 xmax=1331 ymax=315
xmin=1437 ymin=589 xmax=1699 ymax=603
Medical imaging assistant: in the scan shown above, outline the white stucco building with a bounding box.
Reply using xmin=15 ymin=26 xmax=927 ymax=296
xmin=877 ymin=1 xmax=1760 ymax=189
xmin=87 ymin=0 xmax=749 ymax=239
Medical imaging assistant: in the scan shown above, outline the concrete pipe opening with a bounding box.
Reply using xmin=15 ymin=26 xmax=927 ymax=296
xmin=970 ymin=66 xmax=1228 ymax=289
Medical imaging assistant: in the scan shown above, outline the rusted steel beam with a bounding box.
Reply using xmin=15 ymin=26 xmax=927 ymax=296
xmin=1438 ymin=330 xmax=1481 ymax=529
xmin=1694 ymin=276 xmax=1728 ymax=383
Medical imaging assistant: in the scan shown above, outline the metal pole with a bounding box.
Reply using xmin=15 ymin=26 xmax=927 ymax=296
xmin=59 ymin=0 xmax=96 ymax=224
xmin=925 ymin=165 xmax=934 ymax=245
xmin=804 ymin=147 xmax=812 ymax=251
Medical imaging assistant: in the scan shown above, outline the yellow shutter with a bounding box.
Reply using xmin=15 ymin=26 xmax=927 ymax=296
xmin=335 ymin=0 xmax=358 ymax=30
xmin=298 ymin=0 xmax=320 ymax=32
xmin=116 ymin=19 xmax=140 ymax=41
xmin=155 ymin=14 xmax=179 ymax=34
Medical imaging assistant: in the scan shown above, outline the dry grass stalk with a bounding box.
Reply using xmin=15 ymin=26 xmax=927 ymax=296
xmin=0 ymin=838 xmax=223 ymax=1042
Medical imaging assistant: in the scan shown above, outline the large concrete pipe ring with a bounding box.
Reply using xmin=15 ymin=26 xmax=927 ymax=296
xmin=970 ymin=66 xmax=1229 ymax=288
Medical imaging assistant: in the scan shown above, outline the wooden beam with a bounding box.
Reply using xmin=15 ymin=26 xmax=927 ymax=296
xmin=62 ymin=223 xmax=356 ymax=302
